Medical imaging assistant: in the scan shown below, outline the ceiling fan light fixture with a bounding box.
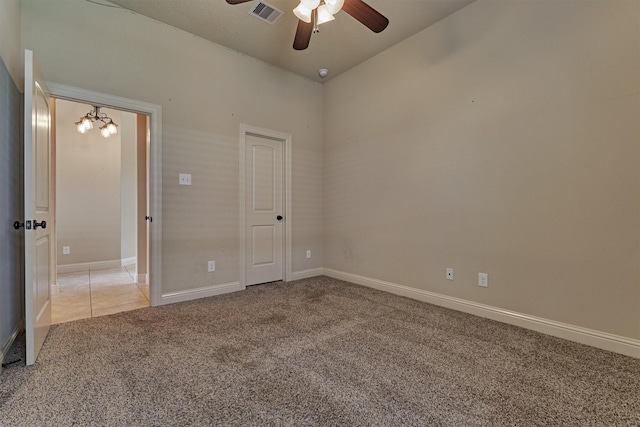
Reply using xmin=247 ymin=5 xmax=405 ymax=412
xmin=227 ymin=0 xmax=388 ymax=52
xmin=316 ymin=4 xmax=335 ymax=25
xmin=293 ymin=3 xmax=313 ymax=23
xmin=325 ymin=0 xmax=344 ymax=14
xmin=300 ymin=0 xmax=320 ymax=9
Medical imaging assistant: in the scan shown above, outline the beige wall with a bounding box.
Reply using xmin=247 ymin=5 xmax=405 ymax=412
xmin=0 ymin=0 xmax=22 ymax=89
xmin=324 ymin=0 xmax=640 ymax=340
xmin=56 ymin=100 xmax=123 ymax=265
xmin=22 ymin=0 xmax=324 ymax=292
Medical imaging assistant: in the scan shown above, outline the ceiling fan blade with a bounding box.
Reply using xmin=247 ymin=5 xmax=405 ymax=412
xmin=342 ymin=0 xmax=389 ymax=33
xmin=293 ymin=20 xmax=314 ymax=50
xmin=225 ymin=0 xmax=253 ymax=4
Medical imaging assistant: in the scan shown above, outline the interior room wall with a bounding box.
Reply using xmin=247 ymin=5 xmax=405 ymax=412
xmin=0 ymin=0 xmax=23 ymax=367
xmin=21 ymin=0 xmax=324 ymax=293
xmin=323 ymin=0 xmax=640 ymax=340
xmin=56 ymin=99 xmax=123 ymax=267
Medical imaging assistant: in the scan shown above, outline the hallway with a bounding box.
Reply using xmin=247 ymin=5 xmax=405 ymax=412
xmin=52 ymin=265 xmax=149 ymax=324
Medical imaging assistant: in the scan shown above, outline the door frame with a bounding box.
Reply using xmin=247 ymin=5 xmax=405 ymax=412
xmin=239 ymin=124 xmax=292 ymax=287
xmin=46 ymin=82 xmax=163 ymax=306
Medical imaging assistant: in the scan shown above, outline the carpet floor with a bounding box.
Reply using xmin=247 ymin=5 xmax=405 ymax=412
xmin=1 ymin=276 xmax=639 ymax=426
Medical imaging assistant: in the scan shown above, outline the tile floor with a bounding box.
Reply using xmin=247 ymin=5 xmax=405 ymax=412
xmin=52 ymin=265 xmax=149 ymax=324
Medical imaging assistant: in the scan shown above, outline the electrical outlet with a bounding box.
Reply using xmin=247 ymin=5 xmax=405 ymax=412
xmin=479 ymin=273 xmax=488 ymax=288
xmin=179 ymin=173 xmax=192 ymax=186
xmin=446 ymin=268 xmax=454 ymax=281
xmin=63 ymin=246 xmax=70 ymax=255
xmin=208 ymin=260 xmax=216 ymax=272
xmin=306 ymin=250 xmax=311 ymax=259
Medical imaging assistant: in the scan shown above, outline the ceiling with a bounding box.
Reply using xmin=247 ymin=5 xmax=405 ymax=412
xmin=108 ymin=0 xmax=475 ymax=83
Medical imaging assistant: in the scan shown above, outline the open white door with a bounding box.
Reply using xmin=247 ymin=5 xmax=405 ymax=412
xmin=24 ymin=49 xmax=52 ymax=365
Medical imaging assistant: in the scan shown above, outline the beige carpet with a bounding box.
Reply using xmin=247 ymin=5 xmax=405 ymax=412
xmin=1 ymin=276 xmax=639 ymax=426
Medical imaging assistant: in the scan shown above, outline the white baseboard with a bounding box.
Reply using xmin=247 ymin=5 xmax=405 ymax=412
xmin=291 ymin=268 xmax=324 ymax=281
xmin=161 ymin=282 xmax=245 ymax=305
xmin=121 ymin=256 xmax=137 ymax=267
xmin=136 ymin=273 xmax=148 ymax=285
xmin=57 ymin=259 xmax=121 ymax=274
xmin=323 ymin=268 xmax=640 ymax=359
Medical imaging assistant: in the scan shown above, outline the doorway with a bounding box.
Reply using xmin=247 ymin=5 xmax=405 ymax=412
xmin=239 ymin=124 xmax=293 ymax=287
xmin=47 ymin=82 xmax=163 ymax=308
xmin=51 ymin=99 xmax=150 ymax=323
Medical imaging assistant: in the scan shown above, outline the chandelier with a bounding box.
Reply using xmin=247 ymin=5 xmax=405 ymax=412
xmin=293 ymin=0 xmax=344 ymax=28
xmin=75 ymin=105 xmax=118 ymax=138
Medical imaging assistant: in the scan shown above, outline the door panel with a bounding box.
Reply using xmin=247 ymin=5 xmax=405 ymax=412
xmin=245 ymin=134 xmax=283 ymax=286
xmin=252 ymin=225 xmax=275 ymax=266
xmin=35 ymin=238 xmax=50 ymax=311
xmin=252 ymin=145 xmax=275 ymax=211
xmin=24 ymin=50 xmax=52 ymax=365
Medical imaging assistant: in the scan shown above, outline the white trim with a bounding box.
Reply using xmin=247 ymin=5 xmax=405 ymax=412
xmin=46 ymin=82 xmax=163 ymax=307
xmin=291 ymin=268 xmax=323 ymax=281
xmin=121 ymin=256 xmax=137 ymax=267
xmin=239 ymin=124 xmax=293 ymax=287
xmin=161 ymin=282 xmax=245 ymax=305
xmin=285 ymin=132 xmax=292 ymax=283
xmin=323 ymin=268 xmax=640 ymax=359
xmin=135 ymin=273 xmax=148 ymax=285
xmin=57 ymin=259 xmax=121 ymax=273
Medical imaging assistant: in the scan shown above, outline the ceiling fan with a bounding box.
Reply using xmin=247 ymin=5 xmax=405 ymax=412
xmin=225 ymin=0 xmax=389 ymax=50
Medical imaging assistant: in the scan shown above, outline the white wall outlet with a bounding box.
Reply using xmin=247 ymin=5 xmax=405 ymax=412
xmin=479 ymin=273 xmax=488 ymax=288
xmin=446 ymin=268 xmax=454 ymax=281
xmin=306 ymin=250 xmax=311 ymax=259
xmin=62 ymin=246 xmax=70 ymax=255
xmin=208 ymin=260 xmax=216 ymax=272
xmin=179 ymin=173 xmax=192 ymax=186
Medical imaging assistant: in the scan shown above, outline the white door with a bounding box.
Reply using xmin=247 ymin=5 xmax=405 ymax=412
xmin=245 ymin=134 xmax=284 ymax=286
xmin=24 ymin=50 xmax=52 ymax=365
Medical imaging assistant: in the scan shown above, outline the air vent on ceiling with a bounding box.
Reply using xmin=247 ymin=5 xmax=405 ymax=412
xmin=249 ymin=1 xmax=283 ymax=25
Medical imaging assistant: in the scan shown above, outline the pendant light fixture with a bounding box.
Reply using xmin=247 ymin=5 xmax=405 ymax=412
xmin=75 ymin=105 xmax=118 ymax=138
